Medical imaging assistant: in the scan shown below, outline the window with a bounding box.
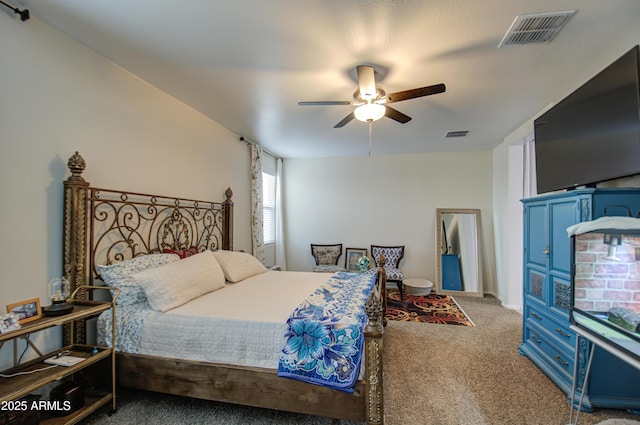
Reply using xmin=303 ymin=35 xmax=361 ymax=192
xmin=262 ymin=172 xmax=276 ymax=245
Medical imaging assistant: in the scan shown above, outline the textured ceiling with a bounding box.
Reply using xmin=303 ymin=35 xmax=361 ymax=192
xmin=15 ymin=0 xmax=640 ymax=158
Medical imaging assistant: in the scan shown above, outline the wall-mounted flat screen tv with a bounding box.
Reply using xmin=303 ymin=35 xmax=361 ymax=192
xmin=534 ymin=45 xmax=640 ymax=194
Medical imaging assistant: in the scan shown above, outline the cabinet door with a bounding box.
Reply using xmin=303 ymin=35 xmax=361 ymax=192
xmin=548 ymin=199 xmax=578 ymax=314
xmin=548 ymin=200 xmax=578 ymax=275
xmin=525 ymin=203 xmax=548 ymax=268
xmin=549 ymin=274 xmax=572 ymax=316
xmin=525 ymin=268 xmax=546 ymax=304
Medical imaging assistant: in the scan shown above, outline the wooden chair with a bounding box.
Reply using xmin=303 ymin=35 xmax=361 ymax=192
xmin=310 ymin=243 xmax=346 ymax=272
xmin=371 ymin=245 xmax=405 ymax=300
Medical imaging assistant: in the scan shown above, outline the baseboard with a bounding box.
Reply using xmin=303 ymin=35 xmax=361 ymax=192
xmin=483 ymin=290 xmax=523 ymax=313
xmin=502 ymin=303 xmax=523 ymax=313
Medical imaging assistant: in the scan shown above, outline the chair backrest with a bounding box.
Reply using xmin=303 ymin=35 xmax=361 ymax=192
xmin=310 ymin=244 xmax=343 ymax=266
xmin=371 ymin=245 xmax=404 ymax=269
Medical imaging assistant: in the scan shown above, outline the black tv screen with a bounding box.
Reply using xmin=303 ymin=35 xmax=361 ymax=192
xmin=534 ymin=46 xmax=640 ymax=194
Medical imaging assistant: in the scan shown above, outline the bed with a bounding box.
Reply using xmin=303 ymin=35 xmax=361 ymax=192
xmin=61 ymin=152 xmax=386 ymax=424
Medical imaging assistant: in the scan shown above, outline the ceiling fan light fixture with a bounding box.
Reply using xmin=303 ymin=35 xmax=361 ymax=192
xmin=354 ymin=103 xmax=386 ymax=122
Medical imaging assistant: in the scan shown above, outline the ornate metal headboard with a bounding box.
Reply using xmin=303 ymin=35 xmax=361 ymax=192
xmin=62 ymin=152 xmax=234 ymax=296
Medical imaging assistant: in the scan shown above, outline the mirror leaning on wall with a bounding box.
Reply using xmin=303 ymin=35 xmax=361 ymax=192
xmin=435 ymin=208 xmax=483 ymax=297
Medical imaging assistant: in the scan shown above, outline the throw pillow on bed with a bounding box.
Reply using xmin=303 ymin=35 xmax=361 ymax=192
xmin=97 ymin=253 xmax=180 ymax=306
xmin=163 ymin=246 xmax=199 ymax=258
xmin=211 ymin=250 xmax=268 ymax=283
xmin=133 ymin=250 xmax=226 ymax=312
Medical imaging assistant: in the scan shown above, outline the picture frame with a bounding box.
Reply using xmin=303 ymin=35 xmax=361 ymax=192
xmin=0 ymin=312 xmax=21 ymax=334
xmin=345 ymin=248 xmax=368 ymax=272
xmin=7 ymin=298 xmax=42 ymax=324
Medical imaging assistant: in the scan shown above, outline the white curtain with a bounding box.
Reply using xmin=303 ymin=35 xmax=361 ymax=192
xmin=522 ymin=131 xmax=537 ymax=198
xmin=274 ymin=158 xmax=287 ymax=270
xmin=250 ymin=144 xmax=265 ymax=263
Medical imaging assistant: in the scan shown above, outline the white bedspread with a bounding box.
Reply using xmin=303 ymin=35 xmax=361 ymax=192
xmin=139 ymin=271 xmax=331 ymax=369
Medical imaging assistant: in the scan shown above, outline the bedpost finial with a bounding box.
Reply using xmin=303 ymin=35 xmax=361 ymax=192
xmin=67 ymin=151 xmax=86 ymax=180
xmin=225 ymin=187 xmax=233 ymax=200
xmin=365 ymin=293 xmax=383 ymax=333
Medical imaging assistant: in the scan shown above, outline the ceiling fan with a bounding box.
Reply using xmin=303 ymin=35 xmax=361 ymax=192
xmin=298 ymin=65 xmax=446 ymax=128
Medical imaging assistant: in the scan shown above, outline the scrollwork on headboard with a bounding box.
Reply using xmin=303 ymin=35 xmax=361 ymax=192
xmin=88 ymin=188 xmax=229 ymax=280
xmin=62 ymin=152 xmax=234 ymax=295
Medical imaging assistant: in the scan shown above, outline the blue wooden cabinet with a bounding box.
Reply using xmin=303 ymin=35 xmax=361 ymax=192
xmin=519 ymin=188 xmax=640 ymax=412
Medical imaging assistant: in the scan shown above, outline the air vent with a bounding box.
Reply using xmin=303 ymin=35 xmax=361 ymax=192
xmin=498 ymin=10 xmax=575 ymax=47
xmin=445 ymin=130 xmax=469 ymax=138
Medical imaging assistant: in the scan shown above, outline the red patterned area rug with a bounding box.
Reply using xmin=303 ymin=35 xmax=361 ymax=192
xmin=385 ymin=289 xmax=475 ymax=326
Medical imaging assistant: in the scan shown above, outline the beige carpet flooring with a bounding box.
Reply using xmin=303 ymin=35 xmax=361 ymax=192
xmin=383 ymin=296 xmax=637 ymax=425
xmin=80 ymin=295 xmax=639 ymax=425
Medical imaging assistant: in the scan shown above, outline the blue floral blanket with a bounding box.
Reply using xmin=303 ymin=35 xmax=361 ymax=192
xmin=277 ymin=271 xmax=377 ymax=392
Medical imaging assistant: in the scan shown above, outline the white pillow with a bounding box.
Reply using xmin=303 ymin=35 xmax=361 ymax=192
xmin=212 ymin=250 xmax=268 ymax=283
xmin=133 ymin=250 xmax=225 ymax=312
xmin=97 ymin=253 xmax=179 ymax=306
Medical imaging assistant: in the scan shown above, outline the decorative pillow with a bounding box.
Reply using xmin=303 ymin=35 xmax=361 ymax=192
xmin=163 ymin=246 xmax=199 ymax=259
xmin=211 ymin=250 xmax=268 ymax=283
xmin=133 ymin=251 xmax=225 ymax=312
xmin=97 ymin=253 xmax=180 ymax=306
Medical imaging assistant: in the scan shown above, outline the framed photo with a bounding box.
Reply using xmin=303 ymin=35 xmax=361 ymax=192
xmin=345 ymin=248 xmax=368 ymax=272
xmin=0 ymin=312 xmax=21 ymax=334
xmin=7 ymin=298 xmax=42 ymax=324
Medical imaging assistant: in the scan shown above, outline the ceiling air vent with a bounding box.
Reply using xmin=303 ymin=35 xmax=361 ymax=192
xmin=445 ymin=130 xmax=469 ymax=138
xmin=498 ymin=10 xmax=575 ymax=47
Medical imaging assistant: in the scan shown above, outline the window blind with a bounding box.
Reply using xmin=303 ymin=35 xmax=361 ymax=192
xmin=262 ymin=172 xmax=276 ymax=244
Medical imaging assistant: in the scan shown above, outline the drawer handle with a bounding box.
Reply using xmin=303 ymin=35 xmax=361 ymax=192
xmin=531 ymin=312 xmax=542 ymax=320
xmin=554 ymin=355 xmax=569 ymax=366
xmin=555 ymin=328 xmax=570 ymax=338
xmin=530 ymin=335 xmax=541 ymax=344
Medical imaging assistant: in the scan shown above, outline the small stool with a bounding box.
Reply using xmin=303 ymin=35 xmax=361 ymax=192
xmin=403 ymin=278 xmax=433 ymax=296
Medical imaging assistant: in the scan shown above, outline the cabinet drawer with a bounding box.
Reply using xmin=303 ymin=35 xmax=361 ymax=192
xmin=523 ymin=322 xmax=574 ymax=380
xmin=524 ymin=303 xmax=576 ymax=352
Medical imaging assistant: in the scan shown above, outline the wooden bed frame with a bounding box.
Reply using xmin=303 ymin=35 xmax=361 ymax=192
xmin=61 ymin=152 xmax=385 ymax=424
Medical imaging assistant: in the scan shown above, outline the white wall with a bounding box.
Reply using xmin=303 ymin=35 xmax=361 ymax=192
xmin=0 ymin=16 xmax=251 ymax=367
xmin=492 ymin=116 xmax=539 ymax=311
xmin=492 ymin=37 xmax=640 ymax=310
xmin=493 ymin=111 xmax=640 ymax=312
xmin=283 ymin=152 xmax=496 ymax=294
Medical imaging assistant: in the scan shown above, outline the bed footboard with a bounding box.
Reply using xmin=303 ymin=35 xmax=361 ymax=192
xmin=117 ymin=352 xmax=367 ymax=421
xmin=364 ymin=261 xmax=386 ymax=424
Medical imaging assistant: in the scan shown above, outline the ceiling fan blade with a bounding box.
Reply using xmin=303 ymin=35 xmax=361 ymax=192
xmin=334 ymin=112 xmax=355 ymax=128
xmin=298 ymin=101 xmax=351 ymax=106
xmin=356 ymin=65 xmax=377 ymax=100
xmin=386 ymin=83 xmax=446 ymax=103
xmin=385 ymin=106 xmax=412 ymax=124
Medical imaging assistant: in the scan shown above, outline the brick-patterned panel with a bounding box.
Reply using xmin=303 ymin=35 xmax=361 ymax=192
xmin=574 ymin=233 xmax=640 ymax=313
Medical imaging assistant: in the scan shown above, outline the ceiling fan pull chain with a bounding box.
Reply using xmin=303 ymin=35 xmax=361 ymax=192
xmin=368 ymin=122 xmax=373 ymax=156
